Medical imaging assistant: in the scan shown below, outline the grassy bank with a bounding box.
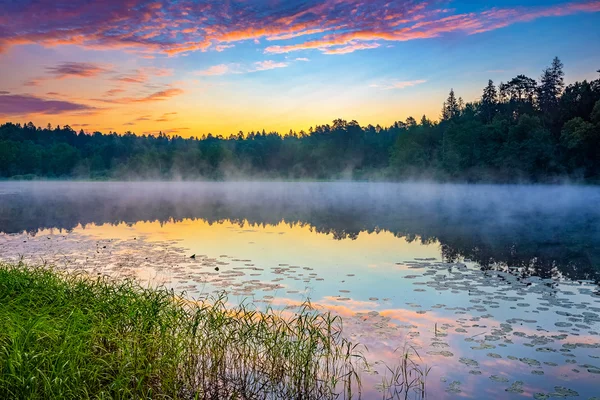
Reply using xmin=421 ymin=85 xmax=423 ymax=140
xmin=0 ymin=263 xmax=370 ymax=399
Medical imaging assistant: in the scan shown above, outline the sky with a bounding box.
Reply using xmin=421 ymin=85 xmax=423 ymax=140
xmin=0 ymin=0 xmax=599 ymax=137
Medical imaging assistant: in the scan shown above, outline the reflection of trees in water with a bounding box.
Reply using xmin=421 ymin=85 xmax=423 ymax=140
xmin=1 ymin=183 xmax=598 ymax=282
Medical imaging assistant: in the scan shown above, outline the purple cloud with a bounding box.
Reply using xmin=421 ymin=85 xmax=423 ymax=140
xmin=0 ymin=93 xmax=95 ymax=115
xmin=46 ymin=62 xmax=111 ymax=78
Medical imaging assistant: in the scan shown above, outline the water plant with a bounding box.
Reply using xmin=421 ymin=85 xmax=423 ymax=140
xmin=379 ymin=345 xmax=431 ymax=400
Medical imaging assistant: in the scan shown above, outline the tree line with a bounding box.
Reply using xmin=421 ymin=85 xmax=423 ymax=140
xmin=1 ymin=57 xmax=599 ymax=182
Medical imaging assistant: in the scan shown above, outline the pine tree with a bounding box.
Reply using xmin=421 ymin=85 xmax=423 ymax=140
xmin=443 ymin=89 xmax=460 ymax=120
xmin=538 ymin=57 xmax=565 ymax=115
xmin=441 ymin=101 xmax=449 ymax=121
xmin=481 ymin=79 xmax=498 ymax=122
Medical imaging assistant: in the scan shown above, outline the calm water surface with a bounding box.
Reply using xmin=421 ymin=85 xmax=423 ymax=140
xmin=1 ymin=182 xmax=599 ymax=399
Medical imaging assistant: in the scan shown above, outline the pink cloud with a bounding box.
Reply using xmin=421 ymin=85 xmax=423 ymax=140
xmin=253 ymin=60 xmax=288 ymax=71
xmin=214 ymin=44 xmax=234 ymax=52
xmin=197 ymin=64 xmax=233 ymax=76
xmin=197 ymin=60 xmax=289 ymax=76
xmin=321 ymin=42 xmax=381 ymax=55
xmin=369 ymin=79 xmax=427 ymax=90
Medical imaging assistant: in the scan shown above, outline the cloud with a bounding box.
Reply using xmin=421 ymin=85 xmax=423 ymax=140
xmin=321 ymin=42 xmax=381 ymax=55
xmin=0 ymin=0 xmax=597 ymax=57
xmin=215 ymin=44 xmax=234 ymax=52
xmin=294 ymin=58 xmax=310 ymax=62
xmin=93 ymin=88 xmax=184 ymax=104
xmin=104 ymin=88 xmax=126 ymax=96
xmin=141 ymin=67 xmax=174 ymax=77
xmin=197 ymin=64 xmax=233 ymax=76
xmin=369 ymin=79 xmax=427 ymax=90
xmin=111 ymin=67 xmax=173 ymax=86
xmin=23 ymin=62 xmax=112 ymax=87
xmin=197 ymin=60 xmax=289 ymax=76
xmin=112 ymin=71 xmax=148 ymax=84
xmin=131 ymin=88 xmax=184 ymax=103
xmin=155 ymin=111 xmax=178 ymax=122
xmin=0 ymin=93 xmax=95 ymax=115
xmin=253 ymin=60 xmax=288 ymax=71
xmin=46 ymin=62 xmax=111 ymax=79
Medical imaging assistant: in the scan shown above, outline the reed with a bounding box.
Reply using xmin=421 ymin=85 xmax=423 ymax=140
xmin=379 ymin=345 xmax=431 ymax=400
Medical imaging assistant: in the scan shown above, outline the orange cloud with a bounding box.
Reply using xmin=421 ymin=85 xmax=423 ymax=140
xmin=131 ymin=88 xmax=184 ymax=103
xmin=94 ymin=88 xmax=184 ymax=104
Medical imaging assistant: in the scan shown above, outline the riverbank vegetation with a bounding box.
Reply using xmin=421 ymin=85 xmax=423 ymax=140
xmin=1 ymin=58 xmax=599 ymax=182
xmin=0 ymin=262 xmax=430 ymax=399
xmin=0 ymin=262 xmax=361 ymax=399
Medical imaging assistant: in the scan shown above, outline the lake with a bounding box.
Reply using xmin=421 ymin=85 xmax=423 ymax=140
xmin=1 ymin=181 xmax=599 ymax=399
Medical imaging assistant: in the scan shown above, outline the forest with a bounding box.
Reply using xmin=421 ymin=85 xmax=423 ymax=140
xmin=1 ymin=58 xmax=599 ymax=182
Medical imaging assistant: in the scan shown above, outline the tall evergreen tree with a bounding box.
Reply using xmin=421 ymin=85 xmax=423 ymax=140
xmin=481 ymin=79 xmax=498 ymax=122
xmin=443 ymin=89 xmax=460 ymax=120
xmin=538 ymin=57 xmax=565 ymax=116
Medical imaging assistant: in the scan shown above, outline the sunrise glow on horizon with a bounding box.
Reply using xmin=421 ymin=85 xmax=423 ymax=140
xmin=1 ymin=0 xmax=599 ymax=137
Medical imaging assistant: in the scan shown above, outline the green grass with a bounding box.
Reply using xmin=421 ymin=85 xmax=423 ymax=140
xmin=0 ymin=262 xmax=429 ymax=399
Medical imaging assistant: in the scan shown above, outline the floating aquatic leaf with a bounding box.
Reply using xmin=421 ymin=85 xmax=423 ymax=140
xmin=471 ymin=343 xmax=495 ymax=350
xmin=550 ymin=386 xmax=579 ymax=397
xmin=446 ymin=381 xmax=462 ymax=393
xmin=519 ymin=357 xmax=541 ymax=367
xmin=506 ymin=381 xmax=524 ymax=394
xmin=555 ymin=322 xmax=573 ymax=327
xmin=427 ymin=350 xmax=454 ymax=357
xmin=588 ymin=368 xmax=600 ymax=374
xmin=459 ymin=358 xmax=479 ymax=367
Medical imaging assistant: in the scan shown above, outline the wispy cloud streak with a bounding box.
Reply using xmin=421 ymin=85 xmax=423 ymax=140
xmin=0 ymin=93 xmax=95 ymax=115
xmin=369 ymin=80 xmax=427 ymax=90
xmin=197 ymin=60 xmax=289 ymax=76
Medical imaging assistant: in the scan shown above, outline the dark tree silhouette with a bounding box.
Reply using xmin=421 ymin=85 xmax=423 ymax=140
xmin=481 ymin=79 xmax=498 ymax=123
